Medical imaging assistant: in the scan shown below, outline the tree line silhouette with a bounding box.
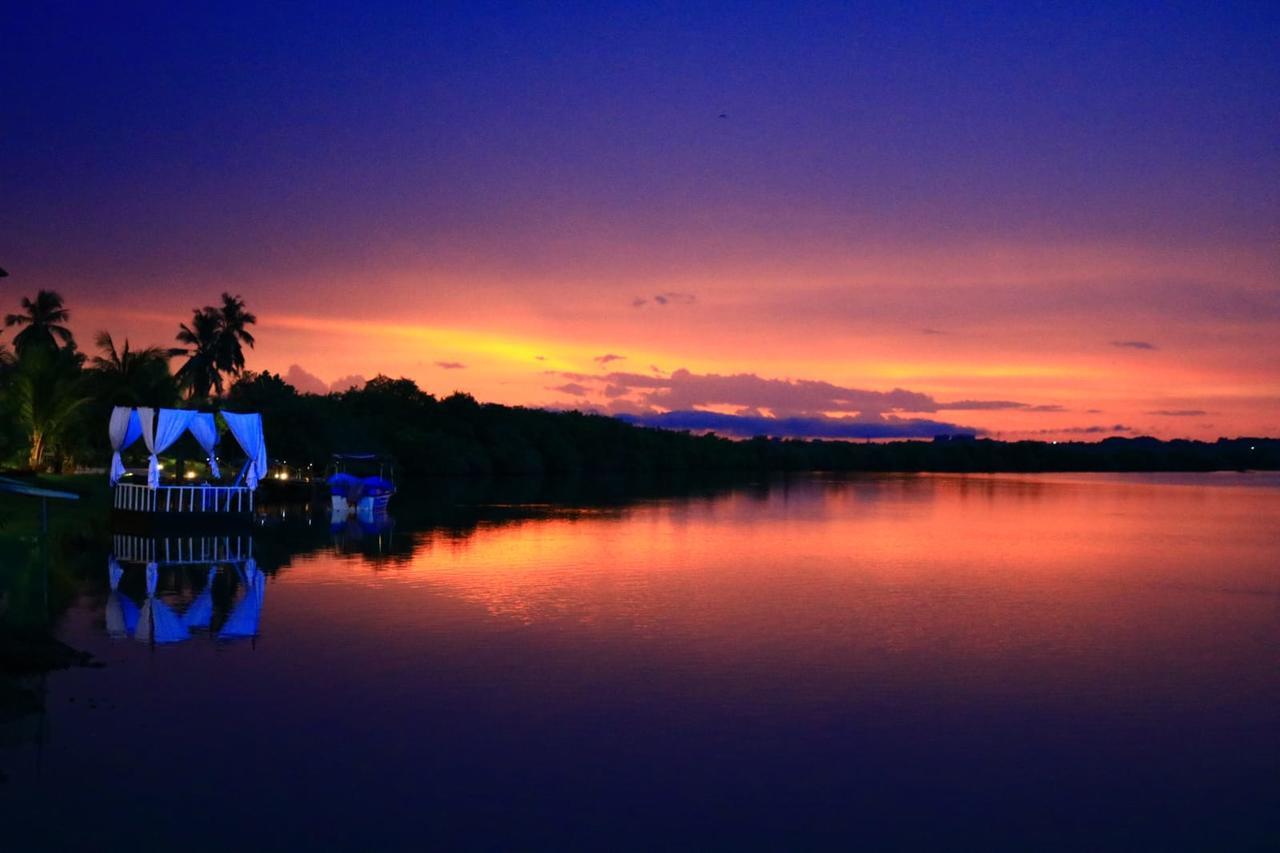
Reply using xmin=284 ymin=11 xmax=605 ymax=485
xmin=1 ymin=289 xmax=1275 ymax=477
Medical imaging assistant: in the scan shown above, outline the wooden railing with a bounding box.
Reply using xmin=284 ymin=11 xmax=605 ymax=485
xmin=112 ymin=482 xmax=254 ymax=514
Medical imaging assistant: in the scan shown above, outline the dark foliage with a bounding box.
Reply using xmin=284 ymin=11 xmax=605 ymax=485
xmin=226 ymin=371 xmax=1280 ymax=477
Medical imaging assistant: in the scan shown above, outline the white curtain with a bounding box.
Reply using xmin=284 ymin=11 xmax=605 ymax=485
xmin=108 ymin=407 xmax=143 ymax=484
xmin=188 ymin=412 xmax=221 ymax=479
xmin=140 ymin=408 xmax=195 ymax=489
xmin=221 ymin=412 xmax=267 ymax=490
xmin=137 ymin=407 xmax=157 ymax=487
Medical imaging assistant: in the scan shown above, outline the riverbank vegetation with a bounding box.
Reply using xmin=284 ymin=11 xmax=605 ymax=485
xmin=0 ymin=289 xmax=1276 ymax=478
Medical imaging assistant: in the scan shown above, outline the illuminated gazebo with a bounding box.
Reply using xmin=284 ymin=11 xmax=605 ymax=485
xmin=107 ymin=406 xmax=267 ymax=515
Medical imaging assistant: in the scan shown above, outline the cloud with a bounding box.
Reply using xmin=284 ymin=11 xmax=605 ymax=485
xmin=617 ymin=410 xmax=979 ymax=440
xmin=921 ymin=327 xmax=946 ymax=335
xmin=1147 ymin=409 xmax=1208 ymax=416
xmin=284 ymin=364 xmax=328 ymax=395
xmin=545 ymin=367 xmax=1077 ymax=440
xmin=1111 ymin=340 xmax=1157 ymax=350
xmin=939 ymin=399 xmax=1027 ymax=411
xmin=597 ymin=368 xmax=1018 ymax=418
xmin=435 ymin=361 xmax=467 ymax=370
xmin=1022 ymin=424 xmax=1135 ymax=435
xmin=549 ymin=382 xmax=589 ymax=396
xmin=330 ymin=374 xmax=366 ymax=392
xmin=594 ymin=353 xmax=627 ymax=365
xmin=654 ymin=292 xmax=695 ymax=306
xmin=633 ymin=292 xmax=696 ymax=308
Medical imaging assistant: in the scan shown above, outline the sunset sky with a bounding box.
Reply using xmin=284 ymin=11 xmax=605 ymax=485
xmin=4 ymin=2 xmax=1277 ymax=440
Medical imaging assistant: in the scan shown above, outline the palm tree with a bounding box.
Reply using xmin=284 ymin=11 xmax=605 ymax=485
xmin=4 ymin=290 xmax=75 ymax=355
xmin=173 ymin=307 xmax=223 ymax=399
xmin=214 ymin=292 xmax=256 ymax=375
xmin=90 ymin=331 xmax=178 ymax=406
xmin=11 ymin=347 xmax=90 ymax=469
xmin=172 ymin=295 xmax=257 ymax=399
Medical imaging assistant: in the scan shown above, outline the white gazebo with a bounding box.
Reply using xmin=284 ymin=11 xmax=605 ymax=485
xmin=108 ymin=406 xmax=267 ymax=515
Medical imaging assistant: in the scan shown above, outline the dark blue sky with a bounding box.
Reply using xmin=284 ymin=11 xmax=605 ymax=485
xmin=6 ymin=2 xmax=1276 ymax=273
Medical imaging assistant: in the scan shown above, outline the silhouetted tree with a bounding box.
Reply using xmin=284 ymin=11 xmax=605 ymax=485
xmin=173 ymin=307 xmax=224 ymax=398
xmin=172 ymin=294 xmax=257 ymax=399
xmin=89 ymin=331 xmax=179 ymax=407
xmin=4 ymin=290 xmax=75 ymax=356
xmin=11 ymin=346 xmax=89 ymax=469
xmin=213 ymin=292 xmax=256 ymax=375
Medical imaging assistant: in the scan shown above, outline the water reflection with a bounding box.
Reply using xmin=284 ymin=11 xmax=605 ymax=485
xmin=105 ymin=534 xmax=266 ymax=645
xmin=4 ymin=472 xmax=1278 ymax=849
xmin=328 ymin=504 xmax=395 ymax=556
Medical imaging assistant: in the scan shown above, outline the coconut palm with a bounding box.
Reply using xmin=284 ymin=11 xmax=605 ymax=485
xmin=4 ymin=289 xmax=75 ymax=355
xmin=173 ymin=307 xmax=223 ymax=399
xmin=171 ymin=294 xmax=257 ymax=399
xmin=90 ymin=331 xmax=179 ymax=406
xmin=11 ymin=347 xmax=90 ymax=469
xmin=214 ymin=292 xmax=256 ymax=375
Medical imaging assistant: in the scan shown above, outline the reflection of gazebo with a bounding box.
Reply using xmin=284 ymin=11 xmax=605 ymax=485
xmin=107 ymin=407 xmax=267 ymax=515
xmin=107 ymin=534 xmax=266 ymax=646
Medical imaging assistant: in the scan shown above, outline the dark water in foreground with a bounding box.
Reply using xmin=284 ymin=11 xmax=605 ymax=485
xmin=3 ymin=473 xmax=1279 ymax=850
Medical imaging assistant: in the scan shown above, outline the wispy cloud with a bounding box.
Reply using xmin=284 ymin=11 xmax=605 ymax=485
xmin=594 ymin=353 xmax=627 ymax=365
xmin=1022 ymin=424 xmax=1135 ymax=435
xmin=617 ymin=410 xmax=978 ymax=440
xmin=1147 ymin=409 xmax=1207 ymax=416
xmin=1111 ymin=340 xmax=1157 ymax=350
xmin=549 ymin=382 xmax=589 ymax=396
xmin=632 ymin=292 xmax=697 ymax=308
xmin=939 ymin=399 xmax=1027 ymax=411
xmin=435 ymin=361 xmax=466 ymax=370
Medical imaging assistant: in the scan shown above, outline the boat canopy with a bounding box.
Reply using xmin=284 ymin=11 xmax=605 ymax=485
xmin=108 ymin=406 xmax=268 ymax=490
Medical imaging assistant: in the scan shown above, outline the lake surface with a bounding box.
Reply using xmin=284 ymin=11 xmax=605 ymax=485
xmin=4 ymin=473 xmax=1279 ymax=850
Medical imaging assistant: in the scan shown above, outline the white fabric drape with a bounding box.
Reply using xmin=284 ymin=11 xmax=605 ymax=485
xmin=140 ymin=408 xmax=195 ymax=489
xmin=108 ymin=407 xmax=143 ymax=484
xmin=188 ymin=412 xmax=221 ymax=479
xmin=137 ymin=407 xmax=157 ymax=487
xmin=221 ymin=412 xmax=267 ymax=490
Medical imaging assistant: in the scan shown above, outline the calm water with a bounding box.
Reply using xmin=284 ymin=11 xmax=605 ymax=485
xmin=3 ymin=473 xmax=1278 ymax=850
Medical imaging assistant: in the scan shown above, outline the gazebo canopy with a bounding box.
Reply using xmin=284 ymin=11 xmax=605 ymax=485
xmin=108 ymin=407 xmax=268 ymax=490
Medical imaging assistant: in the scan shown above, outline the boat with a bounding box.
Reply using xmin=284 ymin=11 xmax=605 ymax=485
xmin=326 ymin=453 xmax=396 ymax=520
